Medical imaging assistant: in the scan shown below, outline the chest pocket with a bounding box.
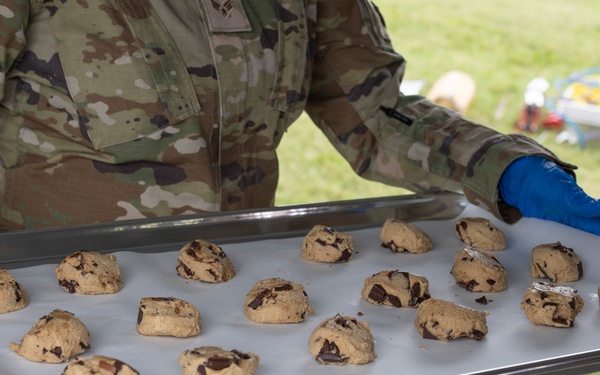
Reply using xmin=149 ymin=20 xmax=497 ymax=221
xmin=49 ymin=0 xmax=201 ymax=150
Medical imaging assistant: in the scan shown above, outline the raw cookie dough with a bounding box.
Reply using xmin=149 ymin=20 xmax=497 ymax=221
xmin=531 ymin=242 xmax=583 ymax=282
xmin=176 ymin=239 xmax=236 ymax=283
xmin=451 ymin=247 xmax=507 ymax=292
xmin=380 ymin=218 xmax=433 ymax=253
xmin=136 ymin=297 xmax=201 ymax=337
xmin=414 ymin=298 xmax=489 ymax=341
xmin=55 ymin=250 xmax=123 ymax=294
xmin=178 ymin=346 xmax=260 ymax=375
xmin=0 ymin=268 xmax=28 ymax=313
xmin=302 ymin=225 xmax=354 ymax=263
xmin=308 ymin=314 xmax=376 ymax=366
xmin=455 ymin=217 xmax=506 ymax=251
xmin=244 ymin=277 xmax=314 ymax=323
xmin=521 ymin=281 xmax=584 ymax=328
xmin=10 ymin=309 xmax=90 ymax=363
xmin=361 ymin=270 xmax=431 ymax=308
xmin=62 ymin=355 xmax=140 ymax=375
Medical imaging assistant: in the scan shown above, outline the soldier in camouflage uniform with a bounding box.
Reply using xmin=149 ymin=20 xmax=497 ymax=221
xmin=0 ymin=0 xmax=595 ymax=231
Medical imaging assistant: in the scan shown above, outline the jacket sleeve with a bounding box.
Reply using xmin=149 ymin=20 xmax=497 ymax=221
xmin=304 ymin=0 xmax=575 ymax=222
xmin=0 ymin=0 xmax=29 ymax=103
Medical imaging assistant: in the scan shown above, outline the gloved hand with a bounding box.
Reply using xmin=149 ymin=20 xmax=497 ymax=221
xmin=499 ymin=156 xmax=600 ymax=235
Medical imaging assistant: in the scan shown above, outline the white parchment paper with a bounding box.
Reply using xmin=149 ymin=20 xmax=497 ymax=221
xmin=1 ymin=205 xmax=600 ymax=374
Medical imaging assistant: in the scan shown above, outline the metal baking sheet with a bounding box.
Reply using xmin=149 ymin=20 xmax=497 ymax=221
xmin=0 ymin=192 xmax=467 ymax=269
xmin=2 ymin=193 xmax=600 ymax=374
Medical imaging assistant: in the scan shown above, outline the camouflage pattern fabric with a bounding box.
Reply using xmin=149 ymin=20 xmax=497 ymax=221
xmin=0 ymin=0 xmax=574 ymax=230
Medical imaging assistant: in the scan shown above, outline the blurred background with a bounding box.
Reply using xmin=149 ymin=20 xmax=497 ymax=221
xmin=275 ymin=0 xmax=600 ymax=205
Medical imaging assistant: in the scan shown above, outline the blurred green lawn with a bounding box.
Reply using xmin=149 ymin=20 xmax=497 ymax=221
xmin=275 ymin=0 xmax=600 ymax=206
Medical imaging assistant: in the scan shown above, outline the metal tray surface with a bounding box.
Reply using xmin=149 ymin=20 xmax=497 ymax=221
xmin=2 ymin=193 xmax=600 ymax=374
xmin=0 ymin=192 xmax=466 ymax=268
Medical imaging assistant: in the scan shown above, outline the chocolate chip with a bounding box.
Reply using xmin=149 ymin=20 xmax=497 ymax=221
xmin=408 ymin=282 xmax=421 ymax=306
xmin=457 ymin=279 xmax=479 ymax=291
xmin=247 ymin=289 xmax=271 ymax=309
xmin=186 ymin=248 xmax=198 ymax=259
xmin=137 ymin=307 xmax=144 ymax=324
xmin=177 ymin=261 xmax=194 ymax=277
xmin=49 ymin=346 xmax=63 ymax=359
xmin=231 ymin=349 xmax=250 ymax=360
xmin=368 ymin=284 xmax=386 ymax=304
xmin=14 ymin=284 xmax=22 ymax=302
xmin=316 ymin=339 xmax=345 ymax=364
xmin=206 ymin=356 xmax=233 ymax=370
xmin=569 ymin=299 xmax=576 ymax=310
xmin=422 ymin=326 xmax=439 ymax=340
xmin=334 ymin=315 xmax=356 ymax=328
xmin=475 ymin=296 xmax=488 ymax=305
xmin=59 ymin=279 xmax=78 ymax=293
xmin=486 ymin=279 xmax=496 ymax=286
xmin=197 ymin=365 xmax=208 ymax=375
xmin=338 ymin=249 xmax=352 ymax=262
xmin=472 ymin=329 xmax=486 ymax=340
xmin=274 ymin=283 xmax=293 ymax=291
xmin=552 ymin=317 xmax=570 ymax=326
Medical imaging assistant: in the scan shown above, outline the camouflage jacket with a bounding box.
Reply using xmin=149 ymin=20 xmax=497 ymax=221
xmin=0 ymin=0 xmax=573 ymax=230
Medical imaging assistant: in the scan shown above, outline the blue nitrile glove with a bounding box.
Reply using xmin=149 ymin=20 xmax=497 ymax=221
xmin=499 ymin=156 xmax=600 ymax=235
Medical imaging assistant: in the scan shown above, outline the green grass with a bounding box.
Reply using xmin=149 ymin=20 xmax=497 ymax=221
xmin=275 ymin=0 xmax=600 ymax=206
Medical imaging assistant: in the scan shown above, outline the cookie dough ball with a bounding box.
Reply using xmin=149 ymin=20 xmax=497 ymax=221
xmin=451 ymin=247 xmax=507 ymax=292
xmin=414 ymin=298 xmax=489 ymax=342
xmin=380 ymin=218 xmax=433 ymax=253
xmin=531 ymin=242 xmax=583 ymax=282
xmin=0 ymin=269 xmax=28 ymax=313
xmin=302 ymin=225 xmax=354 ymax=263
xmin=10 ymin=309 xmax=90 ymax=363
xmin=455 ymin=217 xmax=506 ymax=251
xmin=521 ymin=282 xmax=584 ymax=328
xmin=361 ymin=270 xmax=431 ymax=308
xmin=136 ymin=297 xmax=201 ymax=337
xmin=308 ymin=314 xmax=376 ymax=366
xmin=176 ymin=239 xmax=236 ymax=283
xmin=62 ymin=355 xmax=140 ymax=375
xmin=244 ymin=278 xmax=314 ymax=323
xmin=55 ymin=250 xmax=123 ymax=295
xmin=179 ymin=346 xmax=260 ymax=375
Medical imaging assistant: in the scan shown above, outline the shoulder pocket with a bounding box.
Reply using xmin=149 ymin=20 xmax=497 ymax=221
xmin=269 ymin=0 xmax=310 ymax=115
xmin=357 ymin=0 xmax=394 ymax=52
xmin=49 ymin=0 xmax=200 ymax=149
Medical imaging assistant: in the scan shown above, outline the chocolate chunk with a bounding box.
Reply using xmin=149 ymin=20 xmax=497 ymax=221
xmin=317 ymin=339 xmax=345 ymax=364
xmin=49 ymin=346 xmax=63 ymax=359
xmin=137 ymin=307 xmax=144 ymax=324
xmin=471 ymin=329 xmax=486 ymax=340
xmin=59 ymin=279 xmax=78 ymax=293
xmin=247 ymin=289 xmax=270 ymax=309
xmin=338 ymin=249 xmax=352 ymax=262
xmin=422 ymin=326 xmax=439 ymax=340
xmin=388 ymin=294 xmax=402 ymax=308
xmin=368 ymin=284 xmax=386 ymax=304
xmin=177 ymin=261 xmax=194 ymax=277
xmin=409 ymin=282 xmax=422 ymax=306
xmin=475 ymin=296 xmax=488 ymax=305
xmin=206 ymin=356 xmax=233 ymax=370
xmin=197 ymin=365 xmax=208 ymax=375
xmin=274 ymin=283 xmax=293 ymax=291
